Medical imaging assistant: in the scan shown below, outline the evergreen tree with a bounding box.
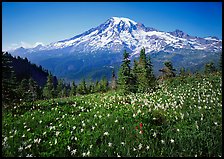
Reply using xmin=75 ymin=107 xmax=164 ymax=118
xmin=100 ymin=76 xmax=109 ymax=92
xmin=18 ymin=79 xmax=29 ymax=100
xmin=111 ymin=69 xmax=117 ymax=90
xmin=204 ymin=62 xmax=217 ymax=74
xmin=130 ymin=59 xmax=139 ymax=92
xmin=77 ymin=79 xmax=87 ymax=95
xmin=118 ymin=50 xmax=132 ymax=94
xmin=179 ymin=67 xmax=186 ymax=77
xmin=136 ymin=48 xmax=155 ymax=92
xmin=28 ymin=78 xmax=38 ymax=101
xmin=70 ymin=81 xmax=77 ymax=96
xmin=56 ymin=79 xmax=64 ymax=98
xmin=43 ymin=74 xmax=55 ymax=99
xmin=2 ymin=52 xmax=19 ymax=108
xmin=146 ymin=52 xmax=156 ymax=89
xmin=94 ymin=80 xmax=100 ymax=93
xmin=159 ymin=61 xmax=176 ymax=79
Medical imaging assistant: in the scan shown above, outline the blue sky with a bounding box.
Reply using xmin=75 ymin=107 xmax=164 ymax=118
xmin=2 ymin=2 xmax=222 ymax=51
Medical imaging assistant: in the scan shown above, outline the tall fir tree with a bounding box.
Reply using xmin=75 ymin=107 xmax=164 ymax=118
xmin=2 ymin=52 xmax=19 ymax=109
xmin=130 ymin=59 xmax=139 ymax=92
xmin=100 ymin=76 xmax=109 ymax=92
xmin=43 ymin=74 xmax=55 ymax=99
xmin=111 ymin=69 xmax=117 ymax=90
xmin=77 ymin=79 xmax=87 ymax=95
xmin=118 ymin=50 xmax=132 ymax=94
xmin=28 ymin=78 xmax=39 ymax=101
xmin=56 ymin=79 xmax=64 ymax=98
xmin=204 ymin=62 xmax=217 ymax=74
xmin=159 ymin=61 xmax=176 ymax=79
xmin=70 ymin=81 xmax=77 ymax=96
xmin=136 ymin=48 xmax=155 ymax=92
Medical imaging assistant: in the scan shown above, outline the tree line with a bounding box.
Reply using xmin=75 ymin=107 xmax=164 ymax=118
xmin=2 ymin=50 xmax=222 ymax=109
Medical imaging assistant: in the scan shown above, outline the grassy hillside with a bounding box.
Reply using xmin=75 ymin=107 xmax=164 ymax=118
xmin=2 ymin=73 xmax=222 ymax=157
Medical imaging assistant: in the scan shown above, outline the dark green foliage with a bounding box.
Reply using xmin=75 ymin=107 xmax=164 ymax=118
xmin=43 ymin=74 xmax=55 ymax=99
xmin=111 ymin=69 xmax=117 ymax=90
xmin=159 ymin=61 xmax=176 ymax=79
xmin=28 ymin=78 xmax=39 ymax=101
xmin=204 ymin=62 xmax=217 ymax=74
xmin=179 ymin=67 xmax=186 ymax=77
xmin=2 ymin=52 xmax=19 ymax=109
xmin=77 ymin=79 xmax=88 ymax=95
xmin=69 ymin=81 xmax=77 ymax=96
xmin=118 ymin=50 xmax=132 ymax=94
xmin=99 ymin=76 xmax=109 ymax=92
xmin=131 ymin=48 xmax=156 ymax=92
xmin=56 ymin=79 xmax=65 ymax=98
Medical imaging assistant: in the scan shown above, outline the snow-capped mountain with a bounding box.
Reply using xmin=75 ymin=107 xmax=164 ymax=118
xmin=9 ymin=17 xmax=222 ymax=82
xmin=26 ymin=16 xmax=221 ymax=55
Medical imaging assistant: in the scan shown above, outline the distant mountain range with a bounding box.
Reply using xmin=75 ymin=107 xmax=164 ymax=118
xmin=9 ymin=17 xmax=222 ymax=83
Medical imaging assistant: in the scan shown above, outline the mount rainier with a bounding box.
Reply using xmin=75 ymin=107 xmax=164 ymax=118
xmin=10 ymin=17 xmax=222 ymax=82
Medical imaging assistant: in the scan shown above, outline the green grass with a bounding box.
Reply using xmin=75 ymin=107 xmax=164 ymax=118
xmin=2 ymin=74 xmax=222 ymax=157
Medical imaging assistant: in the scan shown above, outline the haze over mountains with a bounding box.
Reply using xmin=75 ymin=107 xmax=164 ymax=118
xmin=9 ymin=17 xmax=222 ymax=83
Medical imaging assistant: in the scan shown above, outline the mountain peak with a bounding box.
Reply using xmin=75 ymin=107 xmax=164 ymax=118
xmin=109 ymin=17 xmax=137 ymax=25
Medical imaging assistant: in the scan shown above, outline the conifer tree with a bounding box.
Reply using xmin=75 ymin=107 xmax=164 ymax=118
xmin=179 ymin=67 xmax=186 ymax=77
xmin=77 ymin=79 xmax=87 ymax=95
xmin=100 ymin=76 xmax=109 ymax=92
xmin=111 ymin=69 xmax=117 ymax=90
xmin=70 ymin=81 xmax=77 ymax=96
xmin=56 ymin=79 xmax=64 ymax=98
xmin=130 ymin=59 xmax=139 ymax=92
xmin=43 ymin=74 xmax=55 ymax=99
xmin=137 ymin=48 xmax=155 ymax=92
xmin=2 ymin=52 xmax=19 ymax=108
xmin=28 ymin=78 xmax=38 ymax=101
xmin=159 ymin=61 xmax=176 ymax=79
xmin=118 ymin=50 xmax=132 ymax=94
xmin=204 ymin=62 xmax=217 ymax=74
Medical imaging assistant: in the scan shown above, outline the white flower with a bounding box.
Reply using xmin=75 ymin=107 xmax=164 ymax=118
xmin=133 ymin=147 xmax=136 ymax=151
xmin=214 ymin=122 xmax=218 ymax=125
xmin=92 ymin=126 xmax=95 ymax=130
xmin=25 ymin=144 xmax=32 ymax=149
xmin=43 ymin=132 xmax=46 ymax=135
xmin=56 ymin=131 xmax=60 ymax=137
xmin=122 ymin=127 xmax=124 ymax=130
xmin=55 ymin=139 xmax=57 ymax=145
xmin=153 ymin=132 xmax=157 ymax=137
xmin=39 ymin=120 xmax=42 ymax=124
xmin=90 ymin=144 xmax=93 ymax=149
xmin=115 ymin=119 xmax=118 ymax=123
xmin=138 ymin=143 xmax=142 ymax=150
xmin=177 ymin=128 xmax=180 ymax=132
xmin=146 ymin=145 xmax=150 ymax=150
xmin=104 ymin=132 xmax=109 ymax=136
xmin=82 ymin=152 xmax=86 ymax=157
xmin=87 ymin=150 xmax=90 ymax=156
xmin=67 ymin=146 xmax=71 ymax=151
xmin=18 ymin=146 xmax=23 ymax=152
xmin=27 ymin=128 xmax=30 ymax=132
xmin=121 ymin=142 xmax=125 ymax=146
xmin=161 ymin=140 xmax=165 ymax=144
xmin=81 ymin=129 xmax=84 ymax=132
xmin=73 ymin=126 xmax=76 ymax=130
xmin=22 ymin=134 xmax=25 ymax=138
xmin=26 ymin=154 xmax=33 ymax=157
xmin=71 ymin=149 xmax=77 ymax=155
xmin=108 ymin=142 xmax=112 ymax=147
xmin=107 ymin=114 xmax=110 ymax=117
xmin=170 ymin=139 xmax=174 ymax=143
xmin=74 ymin=137 xmax=77 ymax=141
